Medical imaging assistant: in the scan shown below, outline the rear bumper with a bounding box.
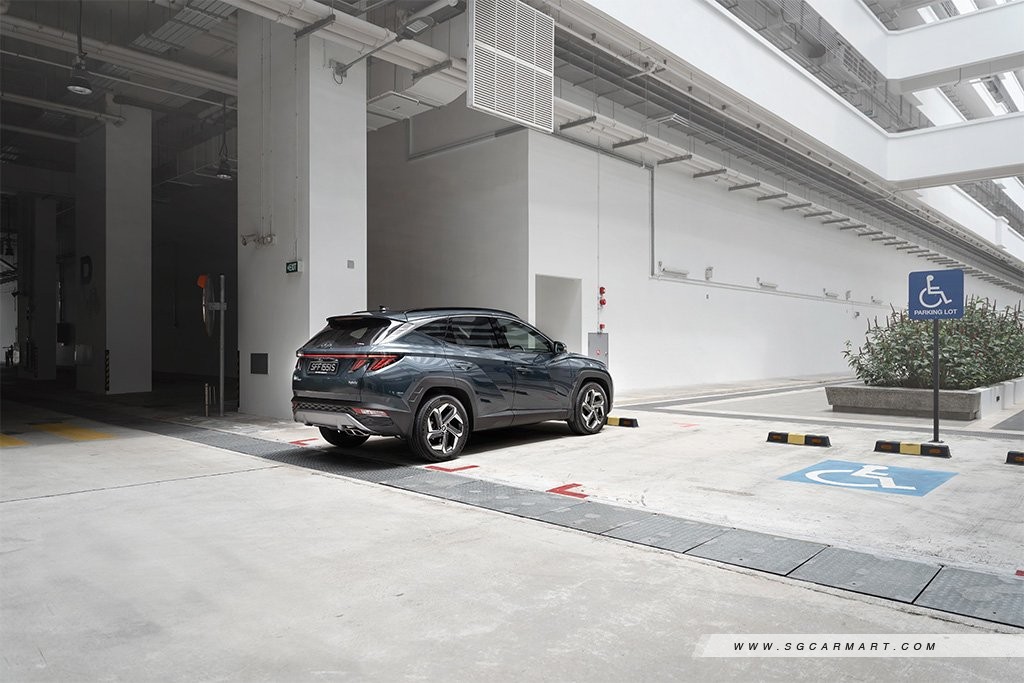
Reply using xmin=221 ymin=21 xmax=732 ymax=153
xmin=293 ymin=409 xmax=377 ymax=436
xmin=291 ymin=396 xmax=410 ymax=436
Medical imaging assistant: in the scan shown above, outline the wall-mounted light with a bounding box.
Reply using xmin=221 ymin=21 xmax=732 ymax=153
xmin=824 ymin=289 xmax=839 ymax=299
xmin=240 ymin=233 xmax=275 ymax=247
xmin=756 ymin=278 xmax=778 ymax=289
xmin=66 ymin=0 xmax=92 ymax=96
xmin=870 ymin=296 xmax=883 ymax=304
xmin=704 ymin=266 xmax=714 ymax=281
xmin=658 ymin=261 xmax=689 ymax=279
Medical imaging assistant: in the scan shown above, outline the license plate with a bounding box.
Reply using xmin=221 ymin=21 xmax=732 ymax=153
xmin=306 ymin=359 xmax=339 ymax=375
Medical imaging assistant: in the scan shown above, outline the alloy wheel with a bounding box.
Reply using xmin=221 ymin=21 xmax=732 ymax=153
xmin=425 ymin=401 xmax=466 ymax=455
xmin=580 ymin=386 xmax=606 ymax=430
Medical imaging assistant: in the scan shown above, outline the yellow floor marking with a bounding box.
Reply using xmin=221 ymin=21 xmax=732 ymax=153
xmin=33 ymin=423 xmax=114 ymax=441
xmin=0 ymin=434 xmax=30 ymax=447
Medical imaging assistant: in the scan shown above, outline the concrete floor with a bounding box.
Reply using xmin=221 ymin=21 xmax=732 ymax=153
xmin=2 ymin=376 xmax=1023 ymax=681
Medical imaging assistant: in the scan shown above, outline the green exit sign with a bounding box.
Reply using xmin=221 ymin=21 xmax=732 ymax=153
xmin=285 ymin=260 xmax=301 ymax=274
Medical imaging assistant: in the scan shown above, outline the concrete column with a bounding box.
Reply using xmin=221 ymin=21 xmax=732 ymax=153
xmin=74 ymin=105 xmax=152 ymax=394
xmin=237 ymin=14 xmax=367 ymax=418
xmin=16 ymin=195 xmax=57 ymax=380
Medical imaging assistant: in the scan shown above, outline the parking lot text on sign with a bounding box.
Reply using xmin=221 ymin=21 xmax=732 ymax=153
xmin=908 ymin=270 xmax=964 ymax=320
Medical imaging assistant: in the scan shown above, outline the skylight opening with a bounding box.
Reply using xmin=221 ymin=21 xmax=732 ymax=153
xmin=998 ymin=73 xmax=1024 ymax=111
xmin=970 ymin=78 xmax=1009 ymax=116
xmin=950 ymin=0 xmax=978 ymax=15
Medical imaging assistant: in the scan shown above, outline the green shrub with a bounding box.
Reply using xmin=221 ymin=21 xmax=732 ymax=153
xmin=843 ymin=297 xmax=1024 ymax=390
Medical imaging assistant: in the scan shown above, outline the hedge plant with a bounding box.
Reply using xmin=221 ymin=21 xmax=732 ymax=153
xmin=843 ymin=297 xmax=1024 ymax=390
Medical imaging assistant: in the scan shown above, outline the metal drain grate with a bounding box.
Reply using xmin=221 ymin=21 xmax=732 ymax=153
xmin=790 ymin=547 xmax=940 ymax=603
xmin=915 ymin=567 xmax=1024 ymax=628
xmin=604 ymin=514 xmax=729 ymax=554
xmin=686 ymin=529 xmax=826 ymax=575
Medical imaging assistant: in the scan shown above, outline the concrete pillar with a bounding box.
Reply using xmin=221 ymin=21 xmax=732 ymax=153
xmin=74 ymin=104 xmax=152 ymax=394
xmin=16 ymin=195 xmax=57 ymax=380
xmin=237 ymin=14 xmax=367 ymax=418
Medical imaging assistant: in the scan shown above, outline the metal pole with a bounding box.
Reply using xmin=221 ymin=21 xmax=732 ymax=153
xmin=932 ymin=318 xmax=940 ymax=443
xmin=219 ymin=274 xmax=226 ymax=417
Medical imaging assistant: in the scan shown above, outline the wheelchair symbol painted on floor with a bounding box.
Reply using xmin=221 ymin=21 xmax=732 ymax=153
xmin=918 ymin=275 xmax=953 ymax=309
xmin=780 ymin=460 xmax=957 ymax=497
xmin=806 ymin=464 xmax=915 ymax=490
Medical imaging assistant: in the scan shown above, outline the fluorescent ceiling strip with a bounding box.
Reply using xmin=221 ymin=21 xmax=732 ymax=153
xmin=917 ymin=6 xmax=940 ymax=23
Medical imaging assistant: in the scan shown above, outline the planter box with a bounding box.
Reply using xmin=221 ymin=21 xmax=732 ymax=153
xmin=824 ymin=380 xmax=1021 ymax=421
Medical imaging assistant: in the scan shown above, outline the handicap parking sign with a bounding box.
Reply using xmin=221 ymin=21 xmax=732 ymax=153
xmin=908 ymin=269 xmax=964 ymax=320
xmin=780 ymin=460 xmax=956 ymax=497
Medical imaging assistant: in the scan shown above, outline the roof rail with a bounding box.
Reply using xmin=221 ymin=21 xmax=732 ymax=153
xmin=404 ymin=307 xmax=521 ymax=318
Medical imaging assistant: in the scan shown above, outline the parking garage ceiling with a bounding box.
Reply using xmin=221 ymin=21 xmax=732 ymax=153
xmin=1 ymin=0 xmax=1022 ymax=288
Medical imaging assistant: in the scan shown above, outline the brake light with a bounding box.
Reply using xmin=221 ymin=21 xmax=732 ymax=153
xmin=297 ymin=352 xmax=400 ymax=372
xmin=360 ymin=355 xmax=400 ymax=372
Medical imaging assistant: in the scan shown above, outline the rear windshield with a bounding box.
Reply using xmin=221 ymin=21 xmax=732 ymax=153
xmin=305 ymin=318 xmax=389 ymax=348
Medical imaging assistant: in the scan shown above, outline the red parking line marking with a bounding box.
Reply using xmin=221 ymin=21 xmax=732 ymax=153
xmin=289 ymin=438 xmax=320 ymax=447
xmin=425 ymin=464 xmax=479 ymax=472
xmin=547 ymin=483 xmax=588 ymax=499
xmin=678 ymin=423 xmax=699 ymax=428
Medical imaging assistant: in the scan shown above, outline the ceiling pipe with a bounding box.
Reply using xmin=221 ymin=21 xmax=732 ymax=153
xmin=220 ymin=0 xmax=465 ymax=88
xmin=1 ymin=123 xmax=79 ymax=143
xmin=0 ymin=92 xmax=125 ymax=126
xmin=0 ymin=15 xmax=237 ymax=96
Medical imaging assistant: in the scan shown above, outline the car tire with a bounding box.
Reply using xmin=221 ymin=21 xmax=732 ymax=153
xmin=567 ymin=381 xmax=608 ymax=435
xmin=318 ymin=427 xmax=369 ymax=448
xmin=410 ymin=394 xmax=469 ymax=462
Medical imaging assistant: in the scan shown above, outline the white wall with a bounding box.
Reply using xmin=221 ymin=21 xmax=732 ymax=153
xmin=527 ymin=131 xmax=1022 ymax=392
xmin=238 ymin=16 xmax=368 ymax=418
xmin=367 ymin=102 xmax=529 ymax=314
xmin=363 ymin=103 xmax=1020 ymax=395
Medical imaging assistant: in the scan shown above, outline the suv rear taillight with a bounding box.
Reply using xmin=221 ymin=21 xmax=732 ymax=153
xmin=297 ymin=353 xmax=401 ymax=373
xmin=350 ymin=355 xmax=400 ymax=372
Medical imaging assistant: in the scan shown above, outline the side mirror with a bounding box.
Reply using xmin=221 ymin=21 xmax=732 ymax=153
xmin=553 ymin=341 xmax=567 ymax=354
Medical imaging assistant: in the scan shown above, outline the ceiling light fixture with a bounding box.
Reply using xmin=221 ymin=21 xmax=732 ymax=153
xmin=216 ymin=98 xmax=232 ymax=181
xmin=216 ymin=158 xmax=232 ymax=181
xmin=66 ymin=0 xmax=92 ymax=96
xmin=215 ymin=98 xmax=233 ymax=181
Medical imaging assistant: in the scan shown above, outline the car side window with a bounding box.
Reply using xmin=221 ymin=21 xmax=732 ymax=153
xmin=496 ymin=319 xmax=554 ymax=353
xmin=416 ymin=318 xmax=450 ymax=343
xmin=447 ymin=316 xmax=499 ymax=348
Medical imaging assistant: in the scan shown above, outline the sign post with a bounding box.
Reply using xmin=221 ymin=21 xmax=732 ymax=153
xmin=908 ymin=270 xmax=964 ymax=443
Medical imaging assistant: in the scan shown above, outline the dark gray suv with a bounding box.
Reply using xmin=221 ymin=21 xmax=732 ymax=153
xmin=292 ymin=308 xmax=613 ymax=461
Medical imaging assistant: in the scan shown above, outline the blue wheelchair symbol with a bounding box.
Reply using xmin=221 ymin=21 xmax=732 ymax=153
xmin=780 ymin=460 xmax=956 ymax=497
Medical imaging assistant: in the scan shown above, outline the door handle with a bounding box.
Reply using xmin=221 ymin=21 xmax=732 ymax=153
xmin=515 ymin=367 xmax=530 ymax=375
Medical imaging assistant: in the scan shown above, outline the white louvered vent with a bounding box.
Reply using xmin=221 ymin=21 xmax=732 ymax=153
xmin=468 ymin=0 xmax=554 ymax=132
